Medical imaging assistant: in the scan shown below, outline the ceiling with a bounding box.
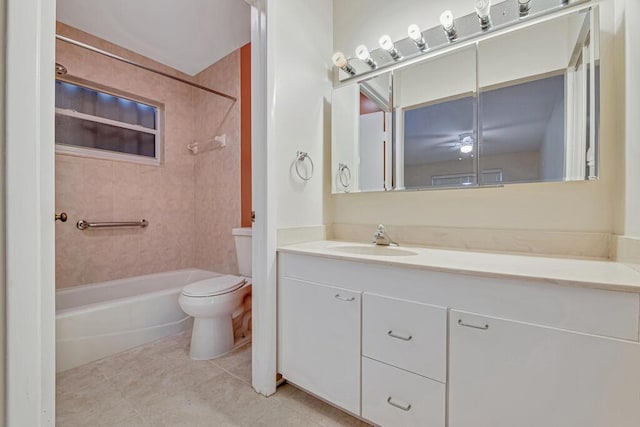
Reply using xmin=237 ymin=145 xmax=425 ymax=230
xmin=56 ymin=0 xmax=251 ymax=76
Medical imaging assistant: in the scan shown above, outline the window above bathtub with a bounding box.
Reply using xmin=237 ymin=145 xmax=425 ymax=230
xmin=55 ymin=79 xmax=164 ymax=165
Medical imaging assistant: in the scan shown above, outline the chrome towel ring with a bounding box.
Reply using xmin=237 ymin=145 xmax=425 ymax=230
xmin=295 ymin=151 xmax=314 ymax=181
xmin=338 ymin=163 xmax=351 ymax=190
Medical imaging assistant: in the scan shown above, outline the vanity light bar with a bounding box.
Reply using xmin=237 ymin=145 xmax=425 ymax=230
xmin=333 ymin=0 xmax=579 ymax=82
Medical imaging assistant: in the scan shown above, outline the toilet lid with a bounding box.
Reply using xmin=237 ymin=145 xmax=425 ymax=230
xmin=182 ymin=275 xmax=245 ymax=297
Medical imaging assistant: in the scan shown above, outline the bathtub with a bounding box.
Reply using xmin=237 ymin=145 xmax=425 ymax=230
xmin=56 ymin=269 xmax=222 ymax=372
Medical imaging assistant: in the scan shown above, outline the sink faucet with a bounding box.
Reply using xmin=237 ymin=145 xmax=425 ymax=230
xmin=373 ymin=224 xmax=398 ymax=246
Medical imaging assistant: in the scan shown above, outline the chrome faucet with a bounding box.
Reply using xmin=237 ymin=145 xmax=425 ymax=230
xmin=373 ymin=224 xmax=398 ymax=246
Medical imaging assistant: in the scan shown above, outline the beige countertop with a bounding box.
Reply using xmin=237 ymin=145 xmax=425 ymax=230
xmin=278 ymin=240 xmax=640 ymax=293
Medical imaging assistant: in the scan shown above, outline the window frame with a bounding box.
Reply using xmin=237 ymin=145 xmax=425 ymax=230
xmin=54 ymin=76 xmax=164 ymax=165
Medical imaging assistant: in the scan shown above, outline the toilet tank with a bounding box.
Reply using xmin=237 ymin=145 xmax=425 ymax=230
xmin=232 ymin=227 xmax=252 ymax=277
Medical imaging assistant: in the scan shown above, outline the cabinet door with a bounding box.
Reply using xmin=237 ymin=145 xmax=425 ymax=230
xmin=449 ymin=310 xmax=640 ymax=427
xmin=278 ymin=277 xmax=361 ymax=415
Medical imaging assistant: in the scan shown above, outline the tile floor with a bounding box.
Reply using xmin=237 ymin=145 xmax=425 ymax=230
xmin=56 ymin=333 xmax=370 ymax=426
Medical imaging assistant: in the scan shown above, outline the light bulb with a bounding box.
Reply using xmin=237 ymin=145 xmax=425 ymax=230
xmin=407 ymin=24 xmax=428 ymax=51
xmin=475 ymin=0 xmax=492 ymax=30
xmin=475 ymin=0 xmax=491 ymax=19
xmin=440 ymin=10 xmax=457 ymax=41
xmin=378 ymin=35 xmax=402 ymax=61
xmin=378 ymin=35 xmax=394 ymax=51
xmin=518 ymin=0 xmax=532 ymax=16
xmin=331 ymin=52 xmax=355 ymax=76
xmin=440 ymin=10 xmax=454 ymax=31
xmin=355 ymin=45 xmax=377 ymax=69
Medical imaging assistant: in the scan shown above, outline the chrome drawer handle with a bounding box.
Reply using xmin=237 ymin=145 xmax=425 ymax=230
xmin=387 ymin=396 xmax=412 ymax=412
xmin=334 ymin=294 xmax=355 ymax=302
xmin=388 ymin=330 xmax=412 ymax=341
xmin=458 ymin=319 xmax=489 ymax=330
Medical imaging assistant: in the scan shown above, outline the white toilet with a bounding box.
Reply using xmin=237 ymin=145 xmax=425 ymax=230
xmin=179 ymin=227 xmax=252 ymax=360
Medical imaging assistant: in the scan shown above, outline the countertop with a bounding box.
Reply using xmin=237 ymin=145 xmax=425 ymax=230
xmin=278 ymin=240 xmax=640 ymax=293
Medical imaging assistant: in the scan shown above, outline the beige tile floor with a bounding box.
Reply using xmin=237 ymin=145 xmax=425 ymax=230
xmin=56 ymin=333 xmax=371 ymax=426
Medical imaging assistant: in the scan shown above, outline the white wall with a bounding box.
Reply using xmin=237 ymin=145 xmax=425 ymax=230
xmin=332 ymin=0 xmax=620 ymax=234
xmin=623 ymin=0 xmax=640 ymax=237
xmin=272 ymin=0 xmax=333 ymax=229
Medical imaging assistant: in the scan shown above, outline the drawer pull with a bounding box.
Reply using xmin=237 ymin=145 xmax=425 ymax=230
xmin=387 ymin=396 xmax=412 ymax=412
xmin=334 ymin=294 xmax=355 ymax=302
xmin=387 ymin=330 xmax=412 ymax=341
xmin=458 ymin=319 xmax=489 ymax=330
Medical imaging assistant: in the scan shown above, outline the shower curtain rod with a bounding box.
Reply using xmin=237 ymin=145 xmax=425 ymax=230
xmin=55 ymin=34 xmax=237 ymax=103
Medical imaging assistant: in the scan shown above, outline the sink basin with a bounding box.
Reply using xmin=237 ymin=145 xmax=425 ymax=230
xmin=328 ymin=244 xmax=419 ymax=257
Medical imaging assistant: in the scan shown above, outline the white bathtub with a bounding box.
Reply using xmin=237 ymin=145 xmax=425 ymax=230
xmin=56 ymin=268 xmax=221 ymax=372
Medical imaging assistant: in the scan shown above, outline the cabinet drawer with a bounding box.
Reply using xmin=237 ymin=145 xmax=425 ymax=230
xmin=362 ymin=357 xmax=445 ymax=427
xmin=363 ymin=293 xmax=447 ymax=382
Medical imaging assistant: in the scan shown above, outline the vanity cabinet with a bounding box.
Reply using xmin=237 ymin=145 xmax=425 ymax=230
xmin=277 ymin=277 xmax=361 ymax=415
xmin=362 ymin=294 xmax=447 ymax=426
xmin=277 ymin=250 xmax=640 ymax=427
xmin=449 ymin=310 xmax=640 ymax=427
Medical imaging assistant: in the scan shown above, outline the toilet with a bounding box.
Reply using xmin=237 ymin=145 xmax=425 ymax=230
xmin=179 ymin=227 xmax=252 ymax=360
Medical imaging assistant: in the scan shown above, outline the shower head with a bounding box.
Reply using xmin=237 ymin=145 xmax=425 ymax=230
xmin=55 ymin=63 xmax=68 ymax=76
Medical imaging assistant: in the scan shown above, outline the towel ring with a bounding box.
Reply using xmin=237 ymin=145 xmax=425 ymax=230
xmin=338 ymin=163 xmax=351 ymax=189
xmin=295 ymin=151 xmax=314 ymax=181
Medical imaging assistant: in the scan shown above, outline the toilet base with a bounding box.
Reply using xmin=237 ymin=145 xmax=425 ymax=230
xmin=189 ymin=315 xmax=234 ymax=360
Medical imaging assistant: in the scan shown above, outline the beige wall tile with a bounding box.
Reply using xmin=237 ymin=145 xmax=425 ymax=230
xmin=55 ymin=23 xmax=241 ymax=288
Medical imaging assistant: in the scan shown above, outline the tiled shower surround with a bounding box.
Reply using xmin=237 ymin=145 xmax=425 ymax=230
xmin=55 ymin=23 xmax=243 ymax=288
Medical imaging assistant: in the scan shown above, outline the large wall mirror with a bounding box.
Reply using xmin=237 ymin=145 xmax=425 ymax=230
xmin=331 ymin=6 xmax=600 ymax=193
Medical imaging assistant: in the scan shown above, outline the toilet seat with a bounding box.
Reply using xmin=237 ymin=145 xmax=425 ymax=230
xmin=182 ymin=275 xmax=246 ymax=297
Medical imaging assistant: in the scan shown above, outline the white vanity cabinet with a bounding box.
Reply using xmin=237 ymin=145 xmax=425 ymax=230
xmin=277 ymin=277 xmax=361 ymax=415
xmin=277 ymin=249 xmax=640 ymax=427
xmin=449 ymin=310 xmax=640 ymax=427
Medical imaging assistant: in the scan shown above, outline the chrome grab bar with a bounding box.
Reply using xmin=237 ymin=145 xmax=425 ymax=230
xmin=77 ymin=219 xmax=149 ymax=230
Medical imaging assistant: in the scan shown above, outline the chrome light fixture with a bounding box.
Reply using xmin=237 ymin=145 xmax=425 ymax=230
xmin=518 ymin=0 xmax=532 ymax=17
xmin=379 ymin=35 xmax=402 ymax=61
xmin=355 ymin=45 xmax=378 ymax=69
xmin=440 ymin=10 xmax=457 ymax=41
xmin=407 ymin=24 xmax=428 ymax=51
xmin=332 ymin=52 xmax=355 ymax=76
xmin=475 ymin=0 xmax=492 ymax=30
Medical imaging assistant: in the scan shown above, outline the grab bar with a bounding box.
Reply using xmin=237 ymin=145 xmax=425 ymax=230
xmin=77 ymin=219 xmax=149 ymax=230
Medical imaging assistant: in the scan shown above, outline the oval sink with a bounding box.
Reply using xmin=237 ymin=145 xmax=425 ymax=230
xmin=328 ymin=244 xmax=419 ymax=257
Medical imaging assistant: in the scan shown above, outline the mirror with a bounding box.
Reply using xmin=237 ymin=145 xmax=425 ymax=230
xmin=332 ymin=72 xmax=392 ymax=193
xmin=396 ymin=46 xmax=477 ymax=190
xmin=331 ymin=7 xmax=599 ymax=194
xmin=477 ymin=8 xmax=599 ymax=184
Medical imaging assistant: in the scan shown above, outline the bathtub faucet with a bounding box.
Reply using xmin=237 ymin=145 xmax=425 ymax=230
xmin=373 ymin=224 xmax=398 ymax=246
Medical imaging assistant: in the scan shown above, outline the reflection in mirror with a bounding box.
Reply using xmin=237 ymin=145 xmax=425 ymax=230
xmin=359 ymin=73 xmax=393 ymax=191
xmin=396 ymin=47 xmax=477 ymax=189
xmin=478 ymin=9 xmax=599 ymax=184
xmin=332 ymin=72 xmax=392 ymax=193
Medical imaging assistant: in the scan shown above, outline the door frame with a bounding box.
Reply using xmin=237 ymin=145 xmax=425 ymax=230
xmin=246 ymin=0 xmax=277 ymax=396
xmin=5 ymin=0 xmax=56 ymax=425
